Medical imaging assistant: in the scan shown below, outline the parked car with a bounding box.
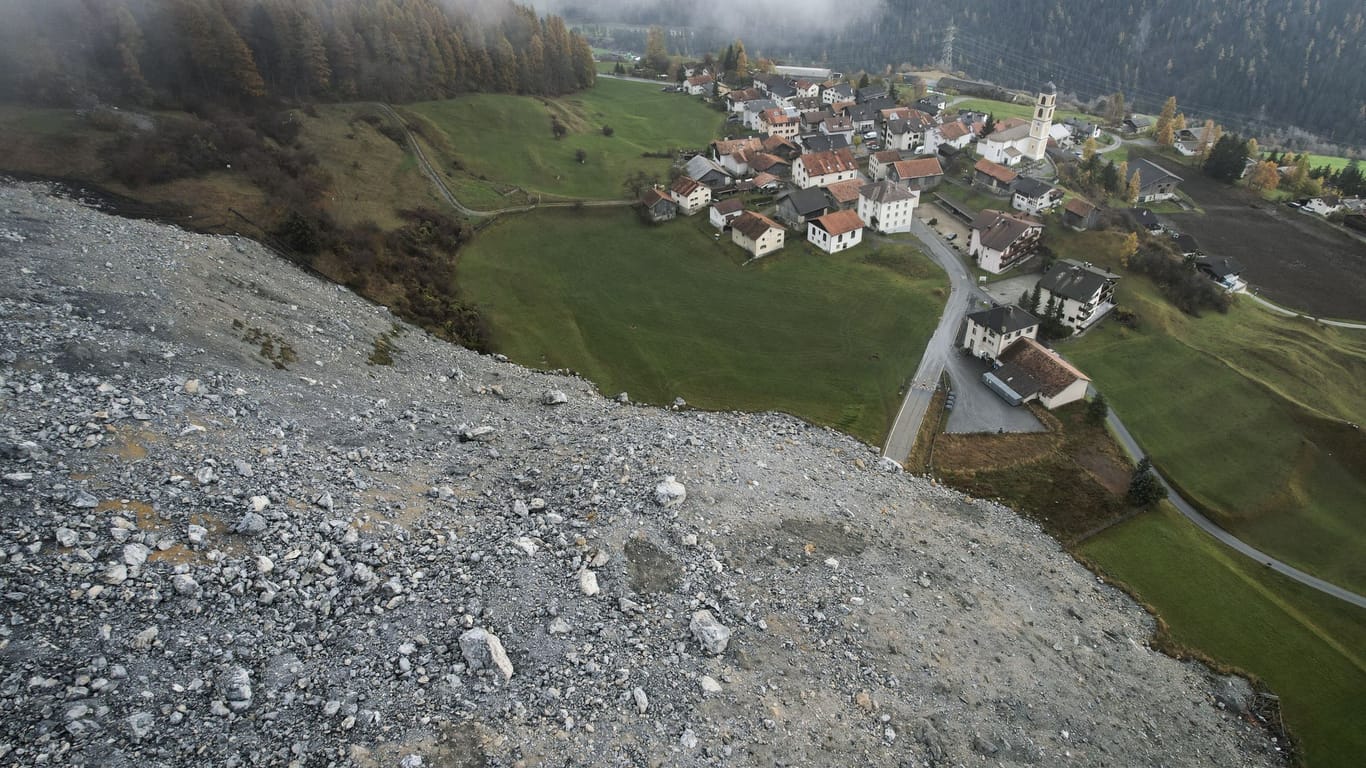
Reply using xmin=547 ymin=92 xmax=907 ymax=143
xmin=944 ymin=232 xmax=958 ymax=241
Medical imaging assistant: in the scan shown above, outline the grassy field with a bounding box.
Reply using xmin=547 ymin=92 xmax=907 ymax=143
xmin=1081 ymin=506 xmax=1366 ymax=768
xmin=1049 ymin=229 xmax=1366 ymax=593
xmin=951 ymin=97 xmax=1090 ymax=124
xmin=458 ymin=208 xmax=947 ymax=445
xmin=1262 ymin=151 xmax=1359 ymax=172
xmin=407 ymin=77 xmax=724 ymax=201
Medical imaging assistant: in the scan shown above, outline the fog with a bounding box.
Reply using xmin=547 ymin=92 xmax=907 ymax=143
xmin=530 ymin=0 xmax=887 ymax=37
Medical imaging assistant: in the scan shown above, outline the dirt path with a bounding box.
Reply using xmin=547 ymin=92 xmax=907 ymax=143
xmin=373 ymin=103 xmax=633 ymax=220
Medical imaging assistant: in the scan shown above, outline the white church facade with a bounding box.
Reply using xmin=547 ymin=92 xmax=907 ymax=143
xmin=979 ymin=83 xmax=1056 ymax=167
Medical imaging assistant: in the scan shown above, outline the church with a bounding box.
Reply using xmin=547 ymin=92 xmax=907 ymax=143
xmin=979 ymin=82 xmax=1056 ymax=166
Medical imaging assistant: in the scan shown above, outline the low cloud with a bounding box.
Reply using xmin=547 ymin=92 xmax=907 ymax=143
xmin=531 ymin=0 xmax=886 ymax=37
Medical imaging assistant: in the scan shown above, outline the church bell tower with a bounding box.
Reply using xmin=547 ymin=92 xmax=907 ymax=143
xmin=1025 ymin=81 xmax=1056 ymax=161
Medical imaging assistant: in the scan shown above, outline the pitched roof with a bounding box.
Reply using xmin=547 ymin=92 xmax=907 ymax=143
xmin=822 ymin=116 xmax=853 ymax=132
xmin=686 ymin=74 xmax=714 ymax=86
xmin=1038 ymin=260 xmax=1115 ymax=302
xmin=1126 ymin=207 xmax=1161 ymax=229
xmin=1064 ymin=197 xmax=1096 ymax=218
xmin=871 ymin=149 xmax=902 ymax=165
xmin=761 ymin=135 xmax=797 ymax=153
xmin=1128 ymin=158 xmax=1183 ymax=188
xmin=798 ymin=149 xmax=858 ymax=177
xmin=1196 ymin=254 xmax=1245 ymax=278
xmin=971 ymin=210 xmax=1040 ymax=252
xmin=670 ymin=176 xmax=704 ymax=196
xmin=967 ymin=305 xmax=1039 ymax=335
xmin=712 ymin=137 xmax=764 ymax=156
xmin=974 ymin=158 xmax=1018 ymax=185
xmin=684 ymin=155 xmax=727 ymax=181
xmin=1173 ymin=233 xmax=1200 ymax=253
xmin=751 ymin=172 xmax=781 ymax=188
xmin=726 ymin=88 xmax=762 ymax=103
xmin=780 ymin=187 xmax=832 ymax=216
xmin=731 ymin=211 xmax=781 ymax=239
xmin=641 ymin=188 xmax=673 ymax=208
xmin=811 ymin=209 xmax=865 ymax=236
xmin=713 ymin=198 xmax=745 ymax=215
xmin=998 ymin=338 xmax=1089 ymax=397
xmin=938 ymin=121 xmax=972 ymax=140
xmin=824 ymin=179 xmax=865 ymax=205
xmin=890 ymin=157 xmax=944 ymax=180
xmin=859 ymin=179 xmax=918 ymax=205
xmin=1012 ymin=177 xmax=1057 ymax=199
xmin=749 ymin=153 xmax=788 ymax=172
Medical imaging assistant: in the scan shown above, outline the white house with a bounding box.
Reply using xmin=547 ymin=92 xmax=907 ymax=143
xmin=1010 ymin=177 xmax=1064 ymax=215
xmin=924 ymin=120 xmax=974 ymax=155
xmin=819 ymin=116 xmax=855 ymax=144
xmin=669 ymin=176 xmax=712 ymax=216
xmin=867 ymin=150 xmax=902 ymax=181
xmin=1036 ymin=260 xmax=1119 ymax=332
xmin=983 ymin=337 xmax=1090 ymax=409
xmin=685 ymin=74 xmax=715 ymax=96
xmin=793 ymin=149 xmax=859 ymax=189
xmin=710 ymin=198 xmax=745 ymax=230
xmin=1127 ymin=159 xmax=1183 ymax=203
xmin=969 ymin=210 xmax=1042 ymax=274
xmin=807 ymin=210 xmax=865 ymax=253
xmin=857 ymin=180 xmax=919 ymax=234
xmin=760 ymin=107 xmax=801 ymax=139
xmin=731 ymin=211 xmax=785 ymax=258
xmin=1302 ymin=195 xmax=1343 ymax=216
xmin=979 ymin=120 xmax=1031 ymax=166
xmin=962 ymin=305 xmax=1039 ymax=361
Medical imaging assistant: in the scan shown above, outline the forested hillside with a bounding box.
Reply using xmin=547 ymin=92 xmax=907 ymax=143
xmin=567 ymin=0 xmax=1366 ymax=146
xmin=0 ymin=0 xmax=596 ymax=109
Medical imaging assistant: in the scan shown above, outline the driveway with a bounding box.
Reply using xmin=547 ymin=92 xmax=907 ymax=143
xmin=980 ymin=272 xmax=1043 ymax=307
xmin=944 ymin=344 xmax=1045 ymax=434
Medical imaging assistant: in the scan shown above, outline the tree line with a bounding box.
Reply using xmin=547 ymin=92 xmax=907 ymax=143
xmin=0 ymin=0 xmax=596 ymax=110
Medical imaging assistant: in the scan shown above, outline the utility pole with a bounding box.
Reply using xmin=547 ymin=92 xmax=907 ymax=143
xmin=941 ymin=24 xmax=956 ymax=72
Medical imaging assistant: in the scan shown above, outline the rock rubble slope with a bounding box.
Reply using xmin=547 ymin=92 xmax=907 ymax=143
xmin=0 ymin=183 xmax=1282 ymax=767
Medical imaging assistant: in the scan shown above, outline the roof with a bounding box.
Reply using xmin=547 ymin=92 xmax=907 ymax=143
xmin=870 ymin=150 xmax=901 ymax=165
xmin=1064 ymin=197 xmax=1097 ymax=218
xmin=890 ymin=157 xmax=944 ymax=180
xmin=798 ymin=149 xmax=858 ymax=177
xmin=1128 ymin=158 xmax=1183 ymax=188
xmin=750 ymin=172 xmax=781 ymax=188
xmin=749 ymin=153 xmax=788 ymax=172
xmin=1126 ymin=207 xmax=1161 ymax=229
xmin=780 ymin=187 xmax=832 ymax=217
xmin=712 ymin=137 xmax=764 ymax=156
xmin=686 ymin=74 xmax=714 ymax=86
xmin=974 ymin=158 xmax=1018 ymax=185
xmin=762 ymin=135 xmax=797 ymax=153
xmin=1012 ymin=177 xmax=1057 ymax=199
xmin=1125 ymin=115 xmax=1153 ymax=128
xmin=859 ymin=179 xmax=918 ymax=205
xmin=800 ymin=134 xmax=850 ymax=153
xmin=726 ymin=88 xmax=762 ymax=103
xmin=967 ymin=305 xmax=1039 ymax=335
xmin=824 ymin=83 xmax=854 ymax=98
xmin=825 ymin=179 xmax=865 ymax=205
xmin=1173 ymin=233 xmax=1200 ymax=252
xmin=938 ymin=121 xmax=972 ymax=140
xmin=731 ymin=211 xmax=782 ymax=239
xmin=1196 ymin=255 xmax=1245 ymax=278
xmin=998 ymin=337 xmax=1090 ymax=397
xmin=989 ymin=122 xmax=1033 ymax=143
xmin=822 ymin=116 xmax=853 ymax=132
xmin=1038 ymin=260 xmax=1114 ymax=302
xmin=985 ymin=363 xmax=1042 ymax=400
xmin=641 ymin=188 xmax=674 ymax=208
xmin=670 ymin=176 xmax=704 ymax=196
xmin=684 ymin=155 xmax=727 ymax=181
xmin=713 ymin=198 xmax=744 ymax=215
xmin=811 ymin=209 xmax=865 ymax=236
xmin=971 ymin=210 xmax=1041 ymax=252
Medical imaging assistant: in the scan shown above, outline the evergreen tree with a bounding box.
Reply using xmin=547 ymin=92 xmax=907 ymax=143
xmin=1203 ymin=134 xmax=1250 ymax=183
xmin=858 ymin=72 xmax=870 ymax=89
xmin=1101 ymin=160 xmax=1119 ymax=193
xmin=1029 ymin=283 xmax=1042 ymax=315
xmin=1127 ymin=457 xmax=1165 ymax=507
xmin=1086 ymin=393 xmax=1109 ymax=424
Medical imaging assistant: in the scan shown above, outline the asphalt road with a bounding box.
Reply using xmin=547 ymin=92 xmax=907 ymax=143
xmin=1100 ymin=391 xmax=1366 ymax=610
xmin=881 ymin=219 xmax=976 ymax=462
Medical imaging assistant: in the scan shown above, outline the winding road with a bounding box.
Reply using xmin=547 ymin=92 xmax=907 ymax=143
xmin=1100 ymin=398 xmax=1366 ymax=610
xmin=881 ymin=219 xmax=977 ymax=462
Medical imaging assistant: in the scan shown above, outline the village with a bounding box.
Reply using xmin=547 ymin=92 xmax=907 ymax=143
xmin=633 ymin=65 xmax=1269 ymax=419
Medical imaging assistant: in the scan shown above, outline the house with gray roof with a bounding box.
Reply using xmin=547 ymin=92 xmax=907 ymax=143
xmin=775 ymin=187 xmax=833 ymax=227
xmin=962 ymin=305 xmax=1039 ymax=360
xmin=1127 ymin=159 xmax=1183 ymax=203
xmin=1036 ymin=260 xmax=1119 ymax=332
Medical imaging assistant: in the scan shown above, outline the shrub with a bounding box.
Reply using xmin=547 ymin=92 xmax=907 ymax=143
xmin=602 ymin=125 xmax=615 ymax=137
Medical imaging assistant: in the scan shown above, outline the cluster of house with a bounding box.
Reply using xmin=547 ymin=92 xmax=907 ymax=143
xmin=959 ymin=259 xmax=1122 ymax=409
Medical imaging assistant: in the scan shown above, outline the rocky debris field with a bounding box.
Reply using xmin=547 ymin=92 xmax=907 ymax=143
xmin=0 ymin=182 xmax=1284 ymax=767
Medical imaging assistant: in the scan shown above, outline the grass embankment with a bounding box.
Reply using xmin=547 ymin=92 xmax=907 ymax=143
xmin=459 ymin=208 xmax=947 ymax=445
xmin=1081 ymin=506 xmax=1366 ymax=768
xmin=1046 ymin=228 xmax=1366 ymax=593
xmin=407 ymin=77 xmax=724 ymax=201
